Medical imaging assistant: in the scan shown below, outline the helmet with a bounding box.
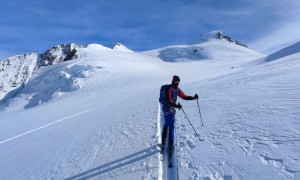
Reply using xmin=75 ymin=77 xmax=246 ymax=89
xmin=172 ymin=75 xmax=180 ymax=83
xmin=172 ymin=75 xmax=180 ymax=87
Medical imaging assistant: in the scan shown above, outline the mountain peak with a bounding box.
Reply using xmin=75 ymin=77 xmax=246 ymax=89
xmin=112 ymin=43 xmax=133 ymax=52
xmin=199 ymin=31 xmax=248 ymax=48
xmin=142 ymin=31 xmax=262 ymax=62
xmin=199 ymin=31 xmax=222 ymax=40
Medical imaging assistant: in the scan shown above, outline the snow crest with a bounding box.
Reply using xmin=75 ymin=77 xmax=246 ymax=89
xmin=112 ymin=43 xmax=134 ymax=52
xmin=265 ymin=41 xmax=300 ymax=62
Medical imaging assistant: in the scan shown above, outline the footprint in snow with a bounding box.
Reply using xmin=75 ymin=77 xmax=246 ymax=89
xmin=187 ymin=140 xmax=196 ymax=149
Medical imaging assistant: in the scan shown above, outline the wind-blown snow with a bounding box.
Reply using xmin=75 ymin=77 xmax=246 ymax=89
xmin=265 ymin=41 xmax=300 ymax=62
xmin=0 ymin=36 xmax=299 ymax=180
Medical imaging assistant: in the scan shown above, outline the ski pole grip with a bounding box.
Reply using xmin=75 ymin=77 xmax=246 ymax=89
xmin=178 ymin=102 xmax=182 ymax=110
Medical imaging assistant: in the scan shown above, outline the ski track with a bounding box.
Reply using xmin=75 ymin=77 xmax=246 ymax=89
xmin=157 ymin=102 xmax=179 ymax=180
xmin=0 ymin=104 xmax=109 ymax=145
xmin=157 ymin=102 xmax=164 ymax=180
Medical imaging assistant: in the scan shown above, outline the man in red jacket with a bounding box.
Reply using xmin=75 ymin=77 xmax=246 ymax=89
xmin=159 ymin=75 xmax=198 ymax=164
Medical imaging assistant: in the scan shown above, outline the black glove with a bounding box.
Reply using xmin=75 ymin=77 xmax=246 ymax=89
xmin=175 ymin=103 xmax=182 ymax=109
xmin=194 ymin=94 xmax=199 ymax=100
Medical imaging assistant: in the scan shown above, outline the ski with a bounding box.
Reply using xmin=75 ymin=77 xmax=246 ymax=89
xmin=160 ymin=151 xmax=164 ymax=161
xmin=160 ymin=145 xmax=165 ymax=161
xmin=168 ymin=156 xmax=173 ymax=168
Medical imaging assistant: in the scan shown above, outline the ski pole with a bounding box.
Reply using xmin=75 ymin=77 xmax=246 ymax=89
xmin=179 ymin=103 xmax=203 ymax=142
xmin=196 ymin=99 xmax=204 ymax=126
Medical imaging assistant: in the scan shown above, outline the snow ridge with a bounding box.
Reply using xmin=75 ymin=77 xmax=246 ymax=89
xmin=265 ymin=41 xmax=300 ymax=62
xmin=112 ymin=43 xmax=134 ymax=52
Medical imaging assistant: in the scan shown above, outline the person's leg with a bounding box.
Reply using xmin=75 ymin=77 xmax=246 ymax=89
xmin=161 ymin=124 xmax=168 ymax=149
xmin=162 ymin=109 xmax=172 ymax=149
xmin=168 ymin=112 xmax=175 ymax=157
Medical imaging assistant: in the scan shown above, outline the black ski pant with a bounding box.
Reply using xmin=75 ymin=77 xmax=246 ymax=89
xmin=161 ymin=124 xmax=174 ymax=157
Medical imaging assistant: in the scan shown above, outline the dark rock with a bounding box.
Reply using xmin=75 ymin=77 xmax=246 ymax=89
xmin=38 ymin=43 xmax=85 ymax=67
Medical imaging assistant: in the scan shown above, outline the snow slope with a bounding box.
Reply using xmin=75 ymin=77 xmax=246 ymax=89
xmin=0 ymin=37 xmax=299 ymax=180
xmin=176 ymin=52 xmax=300 ymax=179
xmin=0 ymin=43 xmax=170 ymax=179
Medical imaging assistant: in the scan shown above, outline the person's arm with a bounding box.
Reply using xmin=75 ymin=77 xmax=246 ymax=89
xmin=178 ymin=88 xmax=198 ymax=100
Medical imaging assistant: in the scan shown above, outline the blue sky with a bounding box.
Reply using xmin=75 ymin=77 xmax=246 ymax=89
xmin=0 ymin=0 xmax=300 ymax=59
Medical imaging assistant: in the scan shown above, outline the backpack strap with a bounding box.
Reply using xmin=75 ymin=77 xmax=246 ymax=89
xmin=163 ymin=84 xmax=171 ymax=102
xmin=164 ymin=85 xmax=178 ymax=108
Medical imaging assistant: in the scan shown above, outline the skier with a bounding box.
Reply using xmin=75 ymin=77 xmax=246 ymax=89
xmin=159 ymin=75 xmax=198 ymax=167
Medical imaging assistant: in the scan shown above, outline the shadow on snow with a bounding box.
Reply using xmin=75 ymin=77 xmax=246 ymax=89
xmin=65 ymin=144 xmax=159 ymax=180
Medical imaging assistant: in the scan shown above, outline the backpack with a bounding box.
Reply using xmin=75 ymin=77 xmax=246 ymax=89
xmin=159 ymin=84 xmax=170 ymax=104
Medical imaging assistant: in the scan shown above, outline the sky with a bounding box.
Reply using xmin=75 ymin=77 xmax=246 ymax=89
xmin=0 ymin=0 xmax=300 ymax=60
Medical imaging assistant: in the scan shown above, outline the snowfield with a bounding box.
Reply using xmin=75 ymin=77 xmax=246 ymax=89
xmin=0 ymin=32 xmax=299 ymax=180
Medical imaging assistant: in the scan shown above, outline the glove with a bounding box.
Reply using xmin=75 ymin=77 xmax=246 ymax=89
xmin=175 ymin=103 xmax=182 ymax=109
xmin=194 ymin=94 xmax=199 ymax=100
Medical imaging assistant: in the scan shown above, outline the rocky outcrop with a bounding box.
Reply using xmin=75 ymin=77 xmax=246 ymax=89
xmin=216 ymin=32 xmax=248 ymax=48
xmin=199 ymin=31 xmax=248 ymax=48
xmin=38 ymin=43 xmax=85 ymax=67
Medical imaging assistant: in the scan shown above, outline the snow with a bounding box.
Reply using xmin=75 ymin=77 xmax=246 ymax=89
xmin=112 ymin=43 xmax=134 ymax=52
xmin=177 ymin=53 xmax=300 ymax=179
xmin=265 ymin=41 xmax=300 ymax=62
xmin=142 ymin=32 xmax=263 ymax=62
xmin=0 ymin=53 xmax=38 ymax=103
xmin=199 ymin=31 xmax=222 ymax=41
xmin=85 ymin=43 xmax=112 ymax=52
xmin=0 ymin=36 xmax=300 ymax=180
